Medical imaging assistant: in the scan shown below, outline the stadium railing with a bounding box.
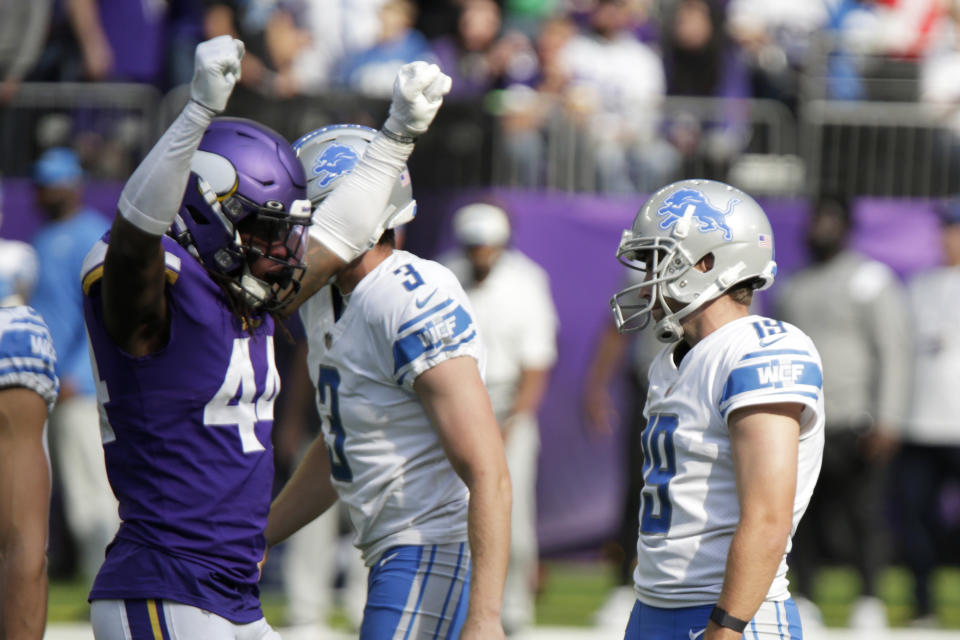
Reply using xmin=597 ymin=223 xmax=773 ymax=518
xmin=6 ymin=81 xmax=959 ymax=198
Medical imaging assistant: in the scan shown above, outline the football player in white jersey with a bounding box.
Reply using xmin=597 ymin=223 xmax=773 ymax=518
xmin=265 ymin=125 xmax=511 ymax=640
xmin=609 ymin=179 xmax=825 ymax=639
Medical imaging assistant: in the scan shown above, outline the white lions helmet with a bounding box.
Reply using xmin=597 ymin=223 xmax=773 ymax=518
xmin=292 ymin=124 xmax=416 ymax=238
xmin=611 ymin=179 xmax=777 ymax=342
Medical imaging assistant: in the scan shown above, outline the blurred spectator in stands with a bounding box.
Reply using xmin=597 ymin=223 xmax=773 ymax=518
xmin=61 ymin=0 xmax=171 ymax=86
xmin=0 ymin=0 xmax=51 ymax=104
xmin=439 ymin=202 xmax=558 ymax=637
xmin=168 ymin=0 xmax=206 ymax=87
xmin=492 ymin=15 xmax=578 ymax=186
xmin=894 ymin=198 xmax=960 ymax=628
xmin=28 ymin=148 xmax=118 ymax=587
xmin=262 ymin=0 xmax=384 ymax=98
xmin=337 ymin=0 xmax=436 ymax=98
xmin=659 ymin=0 xmax=751 ymax=180
xmin=556 ymin=0 xmax=679 ymax=192
xmin=775 ymin=195 xmax=910 ymax=631
xmin=921 ymin=1 xmax=960 ymax=135
xmin=203 ymin=0 xmax=282 ymax=95
xmin=431 ymin=0 xmax=538 ymax=99
xmin=726 ymin=0 xmax=829 ymax=110
xmin=503 ymin=0 xmax=562 ymax=39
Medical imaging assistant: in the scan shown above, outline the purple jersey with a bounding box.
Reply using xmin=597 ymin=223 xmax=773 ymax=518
xmin=82 ymin=235 xmax=277 ymax=623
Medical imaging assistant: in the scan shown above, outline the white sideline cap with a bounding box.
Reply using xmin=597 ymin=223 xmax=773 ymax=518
xmin=452 ymin=203 xmax=510 ymax=247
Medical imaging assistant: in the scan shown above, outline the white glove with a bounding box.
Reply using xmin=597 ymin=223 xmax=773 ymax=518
xmin=190 ymin=36 xmax=245 ymax=114
xmin=383 ymin=61 xmax=452 ymax=139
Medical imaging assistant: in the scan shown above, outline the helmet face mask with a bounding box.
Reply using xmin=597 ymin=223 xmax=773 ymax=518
xmin=170 ymin=118 xmax=312 ymax=312
xmin=610 ymin=179 xmax=778 ymax=342
xmin=292 ymin=124 xmax=417 ymax=236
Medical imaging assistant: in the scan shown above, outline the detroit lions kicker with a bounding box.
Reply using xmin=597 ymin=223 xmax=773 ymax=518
xmin=264 ymin=125 xmax=511 ymax=640
xmin=609 ymin=179 xmax=825 ymax=640
xmin=80 ymin=35 xmax=451 ymax=640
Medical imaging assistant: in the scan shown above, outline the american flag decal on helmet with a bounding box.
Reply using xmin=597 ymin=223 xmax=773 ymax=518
xmin=758 ymin=234 xmax=771 ymax=248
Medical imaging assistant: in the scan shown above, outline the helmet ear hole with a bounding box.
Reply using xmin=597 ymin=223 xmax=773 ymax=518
xmin=695 ymin=252 xmax=716 ymax=273
xmin=185 ymin=204 xmax=210 ymax=225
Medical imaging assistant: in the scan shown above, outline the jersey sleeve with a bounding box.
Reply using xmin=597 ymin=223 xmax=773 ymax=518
xmin=0 ymin=306 xmax=60 ymax=410
xmin=388 ymin=266 xmax=482 ymax=390
xmin=717 ymin=324 xmax=823 ymax=434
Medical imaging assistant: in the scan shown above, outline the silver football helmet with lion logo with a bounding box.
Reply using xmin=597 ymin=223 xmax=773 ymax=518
xmin=611 ymin=179 xmax=778 ymax=342
xmin=292 ymin=124 xmax=416 ymax=240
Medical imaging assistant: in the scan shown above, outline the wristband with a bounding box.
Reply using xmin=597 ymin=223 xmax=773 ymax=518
xmin=710 ymin=606 xmax=748 ymax=633
xmin=380 ymin=126 xmax=417 ymax=145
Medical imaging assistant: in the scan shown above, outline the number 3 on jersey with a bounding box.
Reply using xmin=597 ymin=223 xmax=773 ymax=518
xmin=640 ymin=414 xmax=679 ymax=534
xmin=317 ymin=366 xmax=353 ymax=482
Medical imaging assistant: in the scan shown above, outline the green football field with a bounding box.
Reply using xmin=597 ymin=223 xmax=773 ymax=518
xmin=48 ymin=562 xmax=960 ymax=629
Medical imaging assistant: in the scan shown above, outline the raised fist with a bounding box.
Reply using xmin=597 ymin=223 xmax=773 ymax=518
xmin=190 ymin=36 xmax=245 ymax=114
xmin=384 ymin=61 xmax=453 ymax=139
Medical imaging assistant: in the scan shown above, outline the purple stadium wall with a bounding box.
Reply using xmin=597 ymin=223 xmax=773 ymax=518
xmin=1 ymin=180 xmax=944 ymax=554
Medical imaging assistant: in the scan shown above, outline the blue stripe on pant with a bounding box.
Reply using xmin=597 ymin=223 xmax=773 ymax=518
xmin=624 ymin=598 xmax=803 ymax=639
xmin=361 ymin=543 xmax=471 ymax=640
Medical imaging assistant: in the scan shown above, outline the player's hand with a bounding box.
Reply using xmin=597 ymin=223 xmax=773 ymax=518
xmin=190 ymin=35 xmax=245 ymax=114
xmin=383 ymin=61 xmax=452 ymax=139
xmin=257 ymin=547 xmax=269 ymax=581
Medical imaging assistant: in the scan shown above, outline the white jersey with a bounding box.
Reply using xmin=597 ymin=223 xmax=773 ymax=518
xmin=441 ymin=249 xmax=558 ymax=418
xmin=904 ymin=266 xmax=960 ymax=445
xmin=0 ymin=305 xmax=59 ymax=410
xmin=299 ymin=250 xmax=483 ymax=565
xmin=633 ymin=315 xmax=825 ymax=607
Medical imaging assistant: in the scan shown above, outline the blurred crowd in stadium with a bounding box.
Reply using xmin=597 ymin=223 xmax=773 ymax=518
xmin=3 ymin=0 xmax=960 ymax=636
xmin=5 ymin=0 xmax=960 ymax=189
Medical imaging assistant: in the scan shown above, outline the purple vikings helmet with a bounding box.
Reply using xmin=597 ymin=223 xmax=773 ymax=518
xmin=292 ymin=124 xmax=416 ymax=236
xmin=170 ymin=118 xmax=312 ymax=311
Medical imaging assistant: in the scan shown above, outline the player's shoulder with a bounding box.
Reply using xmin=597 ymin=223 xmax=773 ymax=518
xmin=0 ymin=305 xmax=51 ymax=338
xmin=721 ymin=316 xmax=820 ymax=362
xmin=0 ymin=305 xmax=59 ymax=408
xmin=80 ymin=233 xmax=185 ymax=296
xmin=364 ymin=251 xmax=466 ymax=304
xmin=0 ymin=305 xmax=55 ymax=361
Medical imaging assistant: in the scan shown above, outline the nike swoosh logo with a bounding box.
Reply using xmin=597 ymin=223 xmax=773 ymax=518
xmin=688 ymin=628 xmax=706 ymax=640
xmin=759 ymin=334 xmax=788 ymax=347
xmin=415 ymin=288 xmax=438 ymax=309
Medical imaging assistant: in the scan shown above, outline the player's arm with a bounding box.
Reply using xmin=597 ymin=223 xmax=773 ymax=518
xmin=283 ymin=63 xmax=452 ymax=312
xmin=504 ymin=367 xmax=550 ymax=439
xmin=582 ymin=322 xmax=629 ymax=435
xmin=264 ymin=435 xmax=340 ymax=548
xmin=0 ymin=388 xmax=51 ymax=639
xmin=707 ymin=402 xmax=802 ymax=640
xmin=101 ymin=36 xmax=243 ymax=356
xmin=415 ymin=356 xmax=511 ymax=640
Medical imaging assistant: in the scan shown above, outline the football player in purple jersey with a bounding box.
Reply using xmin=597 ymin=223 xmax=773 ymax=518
xmin=81 ymin=35 xmax=451 ymax=639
